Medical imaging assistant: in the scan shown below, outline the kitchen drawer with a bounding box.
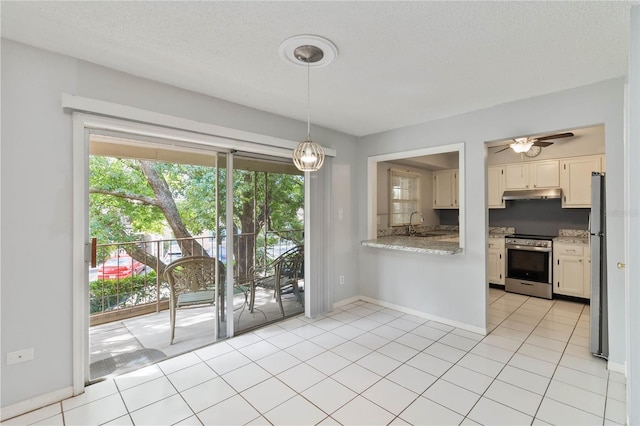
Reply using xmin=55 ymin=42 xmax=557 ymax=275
xmin=554 ymin=245 xmax=584 ymax=256
xmin=488 ymin=239 xmax=505 ymax=249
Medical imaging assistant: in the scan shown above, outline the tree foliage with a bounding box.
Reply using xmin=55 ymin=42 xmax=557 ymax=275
xmin=89 ymin=156 xmax=304 ymax=277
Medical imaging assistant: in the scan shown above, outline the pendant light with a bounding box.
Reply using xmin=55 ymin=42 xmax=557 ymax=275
xmin=292 ymin=45 xmax=325 ymax=171
xmin=280 ymin=35 xmax=338 ymax=172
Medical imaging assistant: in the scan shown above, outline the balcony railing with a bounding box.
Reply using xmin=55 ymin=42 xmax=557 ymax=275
xmin=90 ymin=230 xmax=302 ymax=326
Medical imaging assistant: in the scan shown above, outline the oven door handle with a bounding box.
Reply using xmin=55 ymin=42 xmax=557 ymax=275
xmin=505 ymin=245 xmax=552 ymax=253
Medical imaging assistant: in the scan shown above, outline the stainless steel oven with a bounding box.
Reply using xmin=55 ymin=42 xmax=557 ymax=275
xmin=505 ymin=235 xmax=553 ymax=299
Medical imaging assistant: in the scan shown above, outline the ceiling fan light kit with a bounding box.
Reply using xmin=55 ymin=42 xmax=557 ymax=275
xmin=281 ymin=35 xmax=337 ymax=172
xmin=494 ymin=132 xmax=575 ymax=157
xmin=510 ymin=138 xmax=534 ymax=153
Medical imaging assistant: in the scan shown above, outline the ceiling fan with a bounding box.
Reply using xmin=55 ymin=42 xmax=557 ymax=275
xmin=494 ymin=132 xmax=575 ymax=157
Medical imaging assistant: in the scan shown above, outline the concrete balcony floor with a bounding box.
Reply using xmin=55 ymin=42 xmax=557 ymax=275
xmin=89 ymin=288 xmax=304 ymax=381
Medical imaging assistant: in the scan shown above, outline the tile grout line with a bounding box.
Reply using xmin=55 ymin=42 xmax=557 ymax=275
xmin=492 ymin=294 xmax=608 ymax=424
xmin=55 ymin=293 xmax=611 ymax=426
xmin=459 ymin=292 xmax=540 ymax=423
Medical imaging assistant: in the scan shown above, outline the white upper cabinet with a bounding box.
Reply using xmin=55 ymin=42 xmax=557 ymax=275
xmin=505 ymin=160 xmax=559 ymax=190
xmin=531 ymin=161 xmax=560 ymax=188
xmin=487 ymin=165 xmax=506 ymax=209
xmin=505 ymin=164 xmax=529 ymax=190
xmin=433 ymin=169 xmax=458 ymax=209
xmin=560 ymin=155 xmax=604 ymax=208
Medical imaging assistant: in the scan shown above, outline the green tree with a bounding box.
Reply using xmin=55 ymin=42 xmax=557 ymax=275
xmin=90 ymin=156 xmax=304 ymax=278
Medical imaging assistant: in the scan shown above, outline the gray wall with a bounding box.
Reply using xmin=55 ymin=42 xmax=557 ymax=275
xmin=0 ymin=39 xmax=360 ymax=409
xmin=441 ymin=199 xmax=589 ymax=234
xmin=489 ymin=200 xmax=589 ymax=236
xmin=358 ymin=78 xmax=627 ymax=368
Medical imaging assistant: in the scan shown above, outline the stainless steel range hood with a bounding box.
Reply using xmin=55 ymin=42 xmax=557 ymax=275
xmin=502 ymin=188 xmax=562 ymax=201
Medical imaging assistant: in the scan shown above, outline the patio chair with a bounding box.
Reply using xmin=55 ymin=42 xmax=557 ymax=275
xmin=248 ymin=245 xmax=304 ymax=317
xmin=164 ymin=256 xmax=225 ymax=344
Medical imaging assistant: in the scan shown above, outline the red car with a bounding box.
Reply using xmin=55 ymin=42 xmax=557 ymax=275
xmin=97 ymin=255 xmax=146 ymax=280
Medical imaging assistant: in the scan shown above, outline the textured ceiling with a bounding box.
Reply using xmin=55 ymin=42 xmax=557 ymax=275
xmin=1 ymin=1 xmax=636 ymax=137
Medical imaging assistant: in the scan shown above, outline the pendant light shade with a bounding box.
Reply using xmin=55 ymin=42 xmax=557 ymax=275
xmin=293 ymin=138 xmax=324 ymax=171
xmin=281 ymin=36 xmax=337 ymax=172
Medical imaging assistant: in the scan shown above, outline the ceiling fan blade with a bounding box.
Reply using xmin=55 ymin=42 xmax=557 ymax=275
xmin=534 ymin=132 xmax=574 ymax=142
xmin=533 ymin=141 xmax=553 ymax=147
xmin=494 ymin=146 xmax=511 ymax=154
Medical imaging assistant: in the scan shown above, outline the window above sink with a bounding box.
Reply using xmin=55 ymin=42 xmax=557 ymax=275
xmin=367 ymin=142 xmax=465 ymax=250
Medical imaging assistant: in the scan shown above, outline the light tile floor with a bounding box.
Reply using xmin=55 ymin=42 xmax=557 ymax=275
xmin=4 ymin=288 xmax=627 ymax=425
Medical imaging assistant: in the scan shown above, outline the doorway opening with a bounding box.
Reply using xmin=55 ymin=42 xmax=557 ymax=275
xmin=88 ymin=133 xmax=305 ymax=381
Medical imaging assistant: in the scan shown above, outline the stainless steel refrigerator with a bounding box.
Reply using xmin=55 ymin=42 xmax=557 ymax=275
xmin=590 ymin=172 xmax=608 ymax=359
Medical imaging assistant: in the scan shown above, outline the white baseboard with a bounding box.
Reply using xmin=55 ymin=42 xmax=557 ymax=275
xmin=357 ymin=295 xmax=487 ymax=335
xmin=332 ymin=295 xmax=362 ymax=309
xmin=0 ymin=386 xmax=73 ymax=422
xmin=608 ymin=360 xmax=627 ymax=375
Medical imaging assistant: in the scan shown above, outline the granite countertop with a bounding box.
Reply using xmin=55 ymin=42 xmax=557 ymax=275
xmin=488 ymin=227 xmax=515 ymax=238
xmin=554 ymin=229 xmax=590 ymax=245
xmin=361 ymin=235 xmax=461 ymax=255
xmin=554 ymin=236 xmax=589 ymax=245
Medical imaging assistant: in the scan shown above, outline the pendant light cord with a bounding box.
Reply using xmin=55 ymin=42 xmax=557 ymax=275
xmin=306 ymin=60 xmax=311 ymax=140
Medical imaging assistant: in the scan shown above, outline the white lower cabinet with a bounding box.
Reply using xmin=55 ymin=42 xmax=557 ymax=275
xmin=553 ymin=243 xmax=591 ymax=298
xmin=487 ymin=238 xmax=505 ymax=285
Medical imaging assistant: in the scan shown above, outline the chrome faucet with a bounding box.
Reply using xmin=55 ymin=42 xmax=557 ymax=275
xmin=408 ymin=211 xmax=424 ymax=236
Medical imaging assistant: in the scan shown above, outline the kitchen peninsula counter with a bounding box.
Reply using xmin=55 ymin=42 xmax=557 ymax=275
xmin=361 ymin=234 xmax=461 ymax=255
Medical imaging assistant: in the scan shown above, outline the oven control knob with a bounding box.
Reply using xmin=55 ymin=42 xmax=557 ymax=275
xmin=526 ymin=241 xmax=532 ymax=245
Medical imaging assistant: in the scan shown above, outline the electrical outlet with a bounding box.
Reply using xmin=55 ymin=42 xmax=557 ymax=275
xmin=338 ymin=208 xmax=344 ymax=220
xmin=339 ymin=275 xmax=345 ymax=285
xmin=7 ymin=348 xmax=34 ymax=365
